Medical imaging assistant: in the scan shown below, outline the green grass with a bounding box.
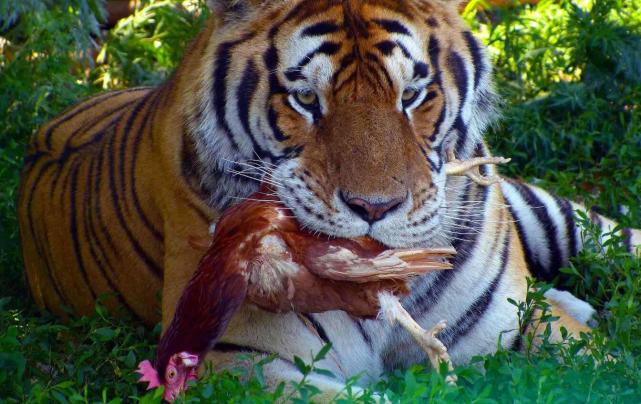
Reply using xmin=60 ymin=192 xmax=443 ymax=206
xmin=1 ymin=0 xmax=641 ymax=402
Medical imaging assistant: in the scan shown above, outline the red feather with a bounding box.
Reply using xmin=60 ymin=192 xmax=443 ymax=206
xmin=138 ymin=186 xmax=454 ymax=398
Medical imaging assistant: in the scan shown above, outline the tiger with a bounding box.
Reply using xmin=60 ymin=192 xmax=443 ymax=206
xmin=18 ymin=0 xmax=641 ymax=398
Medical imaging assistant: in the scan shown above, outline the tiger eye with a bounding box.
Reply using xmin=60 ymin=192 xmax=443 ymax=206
xmin=295 ymin=91 xmax=318 ymax=106
xmin=402 ymin=88 xmax=418 ymax=103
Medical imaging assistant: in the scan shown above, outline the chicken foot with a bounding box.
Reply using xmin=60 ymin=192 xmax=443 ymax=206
xmin=444 ymin=149 xmax=510 ymax=187
xmin=378 ymin=292 xmax=457 ymax=385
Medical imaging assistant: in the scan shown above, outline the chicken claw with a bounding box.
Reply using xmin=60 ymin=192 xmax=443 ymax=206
xmin=444 ymin=149 xmax=510 ymax=187
xmin=378 ymin=292 xmax=457 ymax=385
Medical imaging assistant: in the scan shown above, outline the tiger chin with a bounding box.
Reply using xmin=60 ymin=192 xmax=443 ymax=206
xmin=18 ymin=0 xmax=641 ymax=399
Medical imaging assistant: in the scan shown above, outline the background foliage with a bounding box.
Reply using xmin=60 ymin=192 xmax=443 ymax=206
xmin=1 ymin=0 xmax=640 ymax=401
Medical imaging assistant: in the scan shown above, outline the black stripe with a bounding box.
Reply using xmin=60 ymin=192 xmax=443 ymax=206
xmin=622 ymin=228 xmax=633 ymax=253
xmin=453 ymin=116 xmax=469 ymax=156
xmin=375 ymin=40 xmax=396 ymax=56
xmin=373 ymin=18 xmax=411 ymax=36
xmin=589 ymin=207 xmax=603 ymax=228
xmin=24 ymin=161 xmax=71 ymax=306
xmin=444 ymin=215 xmax=511 ymax=349
xmin=426 ymin=17 xmax=439 ymax=27
xmin=69 ymin=163 xmax=98 ymax=300
xmin=43 ymin=88 xmax=149 ymax=150
xmin=295 ymin=41 xmax=341 ymax=68
xmin=361 ymin=58 xmax=386 ymax=90
xmin=130 ymin=94 xmax=164 ymax=243
xmin=281 ymin=145 xmax=304 ymax=159
xmin=331 ymin=52 xmax=355 ymax=86
xmin=414 ymin=62 xmax=428 ymax=79
xmin=301 ymin=21 xmax=339 ymax=37
xmin=57 ymin=159 xmax=75 ymax=208
xmin=448 ymin=51 xmax=468 ymax=105
xmin=44 ymin=97 xmax=109 ymax=150
xmin=82 ymin=154 xmax=136 ymax=314
xmin=264 ymin=44 xmax=280 ymax=71
xmin=552 ymin=194 xmax=578 ymax=258
xmin=301 ymin=314 xmax=331 ymax=345
xmin=64 ymin=98 xmax=139 ymax=152
xmin=213 ymin=342 xmax=271 ymax=355
xmin=462 ymin=31 xmax=484 ymax=90
xmin=94 ymin=133 xmax=121 ymax=257
xmin=432 ymin=145 xmax=444 ymax=171
xmin=118 ymin=96 xmax=150 ymax=217
xmin=510 ymin=333 xmax=523 ymax=352
xmin=284 ymin=40 xmax=342 ymax=83
xmin=212 ymin=342 xmax=297 ymax=368
xmin=474 ymin=142 xmax=489 ymax=176
xmin=213 ymin=41 xmax=241 ymax=149
xmin=107 ymin=101 xmax=163 ymax=277
xmin=505 ymin=191 xmax=545 ymax=280
xmin=237 ymin=60 xmax=270 ymax=158
xmin=213 ymin=37 xmax=253 ymax=151
xmin=419 ymin=90 xmax=438 ymax=108
xmin=427 ymin=37 xmax=445 ymax=142
xmin=22 ymin=151 xmax=47 ymax=167
xmin=263 ymin=37 xmax=289 ymax=144
xmin=364 ymin=52 xmax=393 ymax=90
xmin=511 ymin=182 xmax=562 ymax=280
xmin=421 ymin=146 xmax=438 ymax=171
xmin=448 ymin=51 xmax=469 ymax=153
xmin=334 ymin=70 xmax=356 ymax=93
xmin=275 ymin=2 xmax=330 ymax=36
xmin=395 ymin=41 xmax=411 ymax=58
xmin=428 ymin=37 xmax=440 ymax=72
xmin=428 ymin=89 xmax=446 ymax=143
xmin=410 ymin=181 xmax=488 ymax=316
xmin=267 ymin=105 xmax=288 ymax=142
xmin=451 ymin=180 xmax=487 ymax=250
xmin=355 ymin=320 xmax=372 ymax=347
xmin=284 ymin=68 xmax=304 ymax=82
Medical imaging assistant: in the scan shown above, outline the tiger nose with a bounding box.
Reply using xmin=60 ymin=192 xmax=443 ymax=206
xmin=340 ymin=192 xmax=405 ymax=224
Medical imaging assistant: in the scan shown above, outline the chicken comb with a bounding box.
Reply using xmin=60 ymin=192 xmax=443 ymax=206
xmin=136 ymin=360 xmax=161 ymax=390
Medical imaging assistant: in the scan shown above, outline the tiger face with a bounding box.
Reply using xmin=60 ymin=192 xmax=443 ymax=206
xmin=191 ymin=0 xmax=496 ymax=248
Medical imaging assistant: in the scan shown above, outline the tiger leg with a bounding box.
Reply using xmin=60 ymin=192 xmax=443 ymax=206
xmin=544 ymin=288 xmax=596 ymax=326
xmin=524 ymin=294 xmax=592 ymax=349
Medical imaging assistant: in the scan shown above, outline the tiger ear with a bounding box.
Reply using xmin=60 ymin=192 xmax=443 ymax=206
xmin=434 ymin=0 xmax=471 ymax=13
xmin=456 ymin=0 xmax=471 ymax=12
xmin=207 ymin=0 xmax=264 ymax=21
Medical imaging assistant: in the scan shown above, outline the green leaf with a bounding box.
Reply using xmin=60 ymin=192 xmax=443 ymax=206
xmin=313 ymin=343 xmax=332 ymax=362
xmin=293 ymin=356 xmax=310 ymax=375
xmin=93 ymin=327 xmax=118 ymax=342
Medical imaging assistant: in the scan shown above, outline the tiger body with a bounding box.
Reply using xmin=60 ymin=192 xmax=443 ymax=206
xmin=18 ymin=0 xmax=640 ymax=395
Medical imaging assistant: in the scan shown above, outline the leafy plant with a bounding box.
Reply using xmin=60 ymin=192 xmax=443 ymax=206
xmin=92 ymin=0 xmax=209 ymax=88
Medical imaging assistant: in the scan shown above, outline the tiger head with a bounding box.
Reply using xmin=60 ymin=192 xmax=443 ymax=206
xmin=185 ymin=0 xmax=497 ymax=248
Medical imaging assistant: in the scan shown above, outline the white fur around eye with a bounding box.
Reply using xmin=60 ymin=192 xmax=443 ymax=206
xmin=400 ymin=87 xmax=427 ymax=113
xmin=288 ymin=93 xmax=318 ymax=123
